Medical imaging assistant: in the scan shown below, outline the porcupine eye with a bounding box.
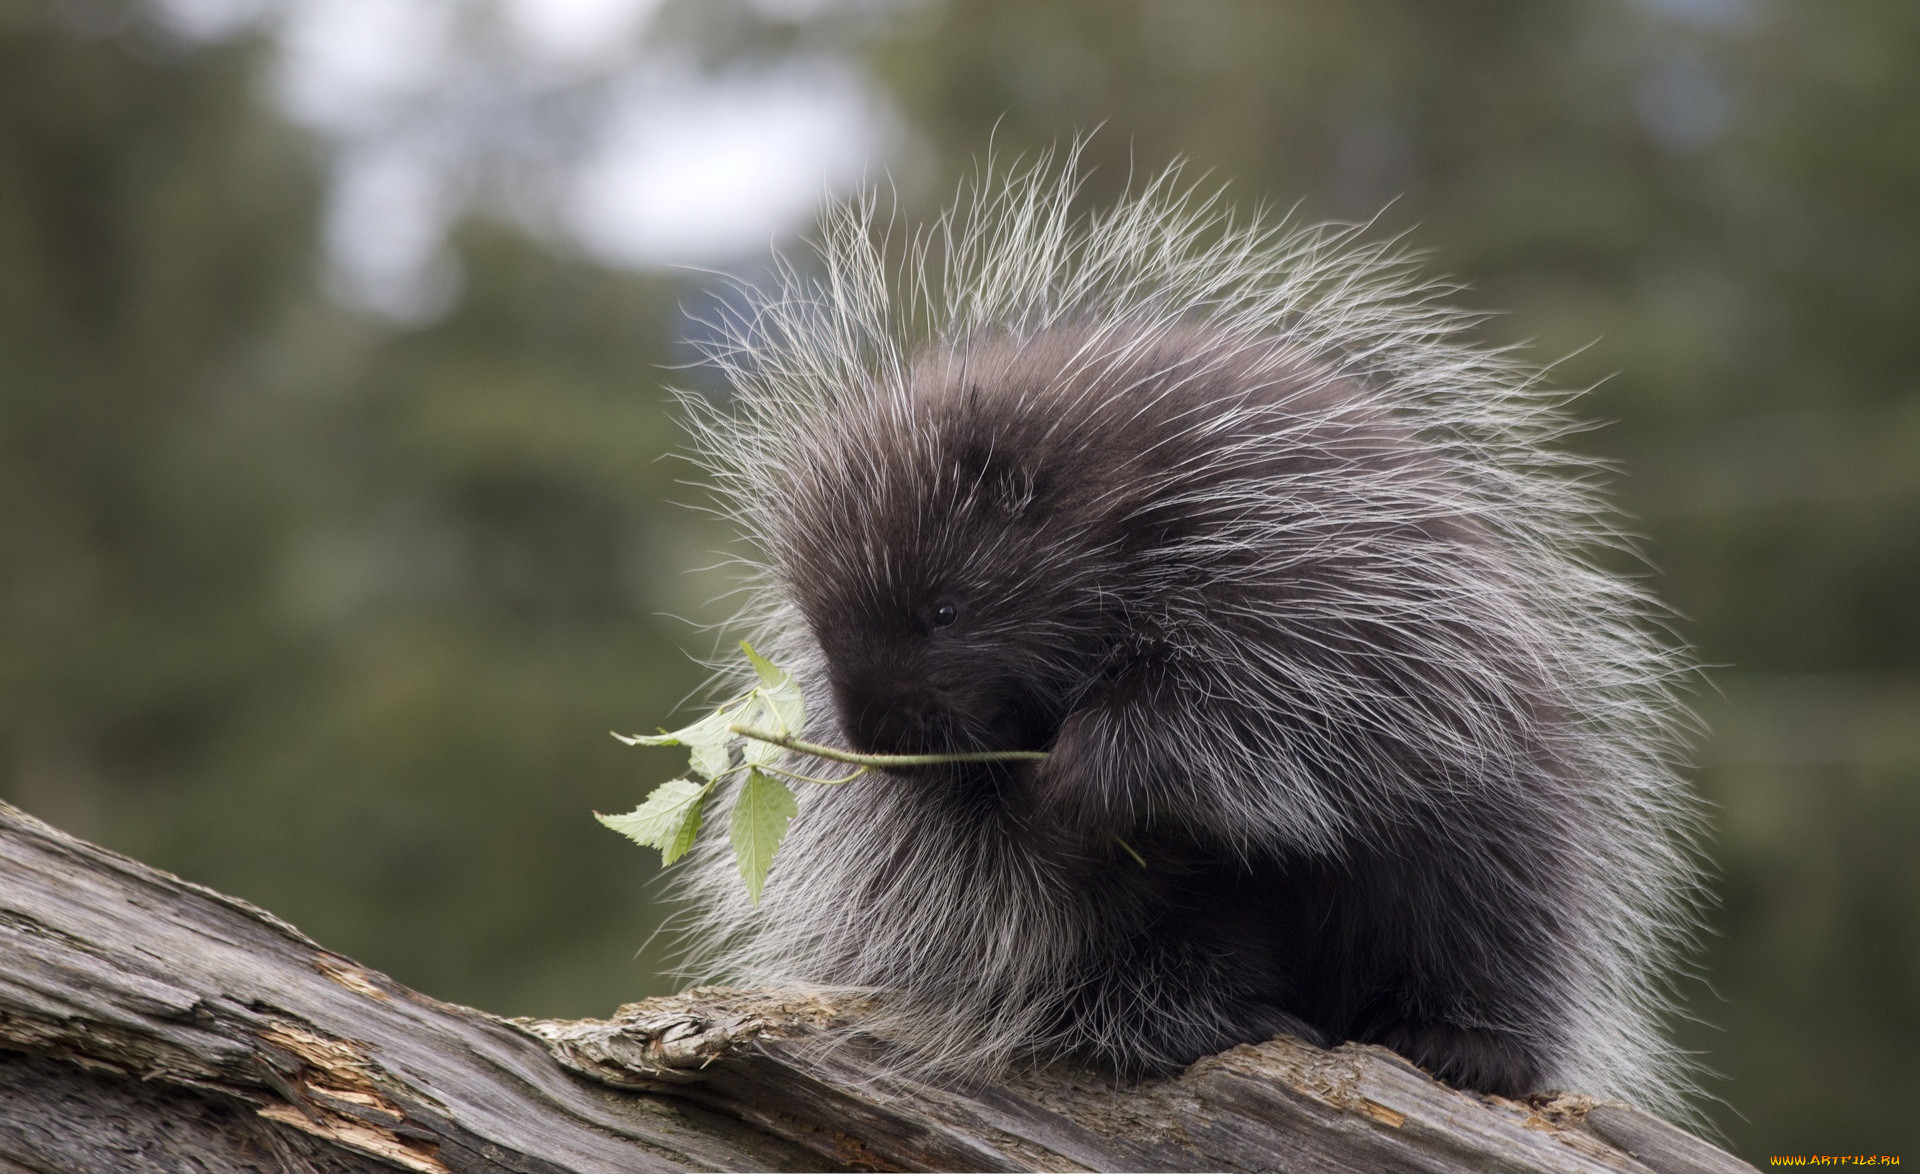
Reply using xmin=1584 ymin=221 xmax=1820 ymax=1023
xmin=929 ymin=600 xmax=959 ymax=628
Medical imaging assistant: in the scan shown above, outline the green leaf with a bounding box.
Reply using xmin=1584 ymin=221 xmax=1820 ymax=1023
xmin=678 ymin=708 xmax=738 ymax=779
xmin=729 ymin=767 xmax=798 ymax=904
xmin=739 ymin=640 xmax=786 ymax=687
xmin=739 ymin=697 xmax=783 ymax=767
xmin=597 ymin=779 xmax=709 ymax=865
xmin=613 ymin=705 xmax=736 ymax=780
xmin=740 ymin=641 xmax=805 ymax=736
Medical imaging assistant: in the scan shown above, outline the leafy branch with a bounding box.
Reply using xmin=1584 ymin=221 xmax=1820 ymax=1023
xmin=596 ymin=642 xmax=1048 ymax=902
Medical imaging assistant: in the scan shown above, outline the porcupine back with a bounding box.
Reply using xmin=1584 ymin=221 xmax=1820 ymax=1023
xmin=667 ymin=157 xmax=1708 ymax=1120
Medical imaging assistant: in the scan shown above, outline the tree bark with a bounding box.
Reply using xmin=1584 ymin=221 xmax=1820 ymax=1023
xmin=0 ymin=800 xmax=1752 ymax=1174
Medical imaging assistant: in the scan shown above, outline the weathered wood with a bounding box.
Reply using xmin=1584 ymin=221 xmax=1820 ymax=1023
xmin=0 ymin=801 xmax=817 ymax=1174
xmin=0 ymin=800 xmax=1754 ymax=1173
xmin=525 ymin=995 xmax=1749 ymax=1174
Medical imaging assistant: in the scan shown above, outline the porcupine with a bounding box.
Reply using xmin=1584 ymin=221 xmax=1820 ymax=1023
xmin=669 ymin=157 xmax=1708 ymax=1117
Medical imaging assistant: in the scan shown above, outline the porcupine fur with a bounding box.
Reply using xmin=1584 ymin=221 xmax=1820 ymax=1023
xmin=668 ymin=155 xmax=1708 ymax=1118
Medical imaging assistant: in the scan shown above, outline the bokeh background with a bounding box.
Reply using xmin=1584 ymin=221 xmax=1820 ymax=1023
xmin=2 ymin=0 xmax=1915 ymax=1158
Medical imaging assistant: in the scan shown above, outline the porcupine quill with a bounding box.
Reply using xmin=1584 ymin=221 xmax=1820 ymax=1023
xmin=664 ymin=151 xmax=1708 ymax=1120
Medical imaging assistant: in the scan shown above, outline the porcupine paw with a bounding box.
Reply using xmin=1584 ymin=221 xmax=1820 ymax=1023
xmin=1236 ymin=1003 xmax=1334 ymax=1051
xmin=1372 ymin=1021 xmax=1542 ymax=1098
xmin=1155 ymin=1003 xmax=1334 ymax=1071
xmin=1080 ymin=1001 xmax=1334 ymax=1076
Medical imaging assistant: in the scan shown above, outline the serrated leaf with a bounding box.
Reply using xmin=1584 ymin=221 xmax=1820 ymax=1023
xmin=613 ymin=705 xmax=737 ymax=780
xmin=741 ymin=641 xmax=806 ymax=736
xmin=763 ymin=682 xmax=805 ymax=738
xmin=730 ymin=767 xmax=797 ymax=904
xmin=597 ymin=779 xmax=709 ymax=865
xmin=739 ymin=640 xmax=787 ymax=687
xmin=679 ymin=707 xmax=738 ymax=779
xmin=740 ymin=696 xmax=783 ymax=767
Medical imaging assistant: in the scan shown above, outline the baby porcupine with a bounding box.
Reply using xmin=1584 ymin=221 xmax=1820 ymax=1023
xmin=672 ymin=159 xmax=1708 ymax=1117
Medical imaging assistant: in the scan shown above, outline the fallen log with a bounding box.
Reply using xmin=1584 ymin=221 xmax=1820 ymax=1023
xmin=0 ymin=800 xmax=1752 ymax=1173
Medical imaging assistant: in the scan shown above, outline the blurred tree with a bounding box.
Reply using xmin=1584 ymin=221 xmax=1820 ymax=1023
xmin=0 ymin=1 xmax=321 ymax=842
xmin=133 ymin=221 xmax=721 ymax=1017
xmin=0 ymin=2 xmax=712 ymax=1019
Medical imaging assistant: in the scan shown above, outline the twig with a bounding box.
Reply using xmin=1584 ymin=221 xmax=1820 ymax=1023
xmin=728 ymin=725 xmax=1049 ymax=768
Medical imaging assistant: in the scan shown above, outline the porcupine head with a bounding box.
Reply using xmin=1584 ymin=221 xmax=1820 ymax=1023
xmin=670 ymin=154 xmax=1708 ymax=1122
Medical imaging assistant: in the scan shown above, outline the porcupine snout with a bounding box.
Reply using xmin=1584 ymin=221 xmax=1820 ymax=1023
xmin=830 ymin=654 xmax=1064 ymax=761
xmin=834 ymin=670 xmax=945 ymax=757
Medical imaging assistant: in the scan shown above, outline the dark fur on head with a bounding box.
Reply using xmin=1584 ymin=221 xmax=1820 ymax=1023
xmin=674 ymin=157 xmax=1707 ymax=1118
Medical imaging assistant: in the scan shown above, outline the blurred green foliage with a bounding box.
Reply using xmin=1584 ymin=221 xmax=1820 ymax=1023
xmin=0 ymin=1 xmax=719 ymax=1018
xmin=1 ymin=0 xmax=1915 ymax=1160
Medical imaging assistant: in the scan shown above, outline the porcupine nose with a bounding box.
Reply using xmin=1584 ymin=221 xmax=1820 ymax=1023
xmin=835 ymin=673 xmax=942 ymax=756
